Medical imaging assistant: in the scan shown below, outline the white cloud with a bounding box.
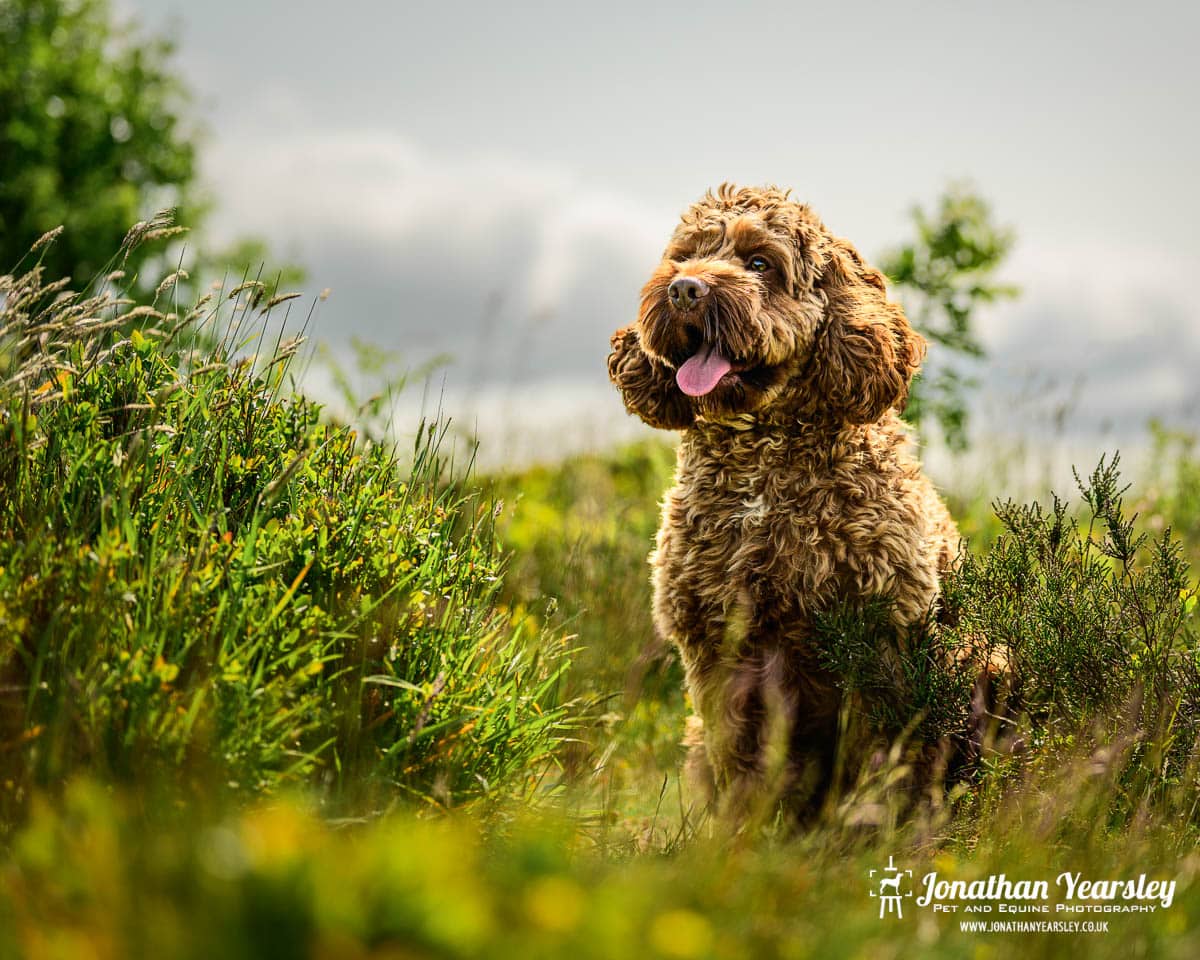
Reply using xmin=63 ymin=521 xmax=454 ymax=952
xmin=979 ymin=237 xmax=1199 ymax=350
xmin=200 ymin=125 xmax=671 ymax=385
xmin=962 ymin=236 xmax=1200 ymax=438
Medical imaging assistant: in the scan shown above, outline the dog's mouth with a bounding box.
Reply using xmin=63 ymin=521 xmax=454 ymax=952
xmin=676 ymin=343 xmax=747 ymax=397
xmin=641 ymin=279 xmax=771 ymax=401
xmin=671 ymin=323 xmax=756 ymax=397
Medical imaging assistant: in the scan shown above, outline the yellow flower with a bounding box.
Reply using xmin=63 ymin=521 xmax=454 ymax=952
xmin=524 ymin=876 xmax=584 ymax=933
xmin=648 ymin=910 xmax=713 ymax=959
xmin=152 ymin=655 xmax=180 ymax=684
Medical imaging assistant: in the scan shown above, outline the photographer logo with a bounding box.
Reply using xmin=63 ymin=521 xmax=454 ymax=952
xmin=869 ymin=856 xmax=914 ymax=919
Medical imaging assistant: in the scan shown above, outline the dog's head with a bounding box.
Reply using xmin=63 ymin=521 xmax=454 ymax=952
xmin=618 ymin=184 xmax=924 ymax=427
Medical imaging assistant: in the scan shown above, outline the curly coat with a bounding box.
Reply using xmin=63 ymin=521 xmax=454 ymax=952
xmin=608 ymin=184 xmax=963 ymax=819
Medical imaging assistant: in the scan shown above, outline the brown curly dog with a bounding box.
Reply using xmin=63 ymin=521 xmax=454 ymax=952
xmin=608 ymin=184 xmax=967 ymax=823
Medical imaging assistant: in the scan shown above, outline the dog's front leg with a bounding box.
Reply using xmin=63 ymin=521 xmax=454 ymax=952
xmin=685 ymin=642 xmax=805 ymax=828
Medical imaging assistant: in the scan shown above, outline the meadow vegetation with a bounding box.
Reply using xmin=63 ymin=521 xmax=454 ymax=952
xmin=0 ymin=229 xmax=572 ymax=824
xmin=1 ymin=227 xmax=1199 ymax=958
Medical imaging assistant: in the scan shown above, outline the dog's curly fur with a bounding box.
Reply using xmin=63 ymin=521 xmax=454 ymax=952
xmin=608 ymin=184 xmax=965 ymax=820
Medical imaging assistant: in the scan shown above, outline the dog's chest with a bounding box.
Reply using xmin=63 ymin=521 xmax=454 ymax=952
xmin=663 ymin=452 xmax=835 ymax=619
xmin=659 ymin=424 xmax=919 ymax=631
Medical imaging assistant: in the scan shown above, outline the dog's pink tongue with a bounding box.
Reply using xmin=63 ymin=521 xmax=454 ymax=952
xmin=676 ymin=345 xmax=732 ymax=397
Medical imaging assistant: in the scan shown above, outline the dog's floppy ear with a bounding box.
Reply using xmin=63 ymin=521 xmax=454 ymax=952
xmin=811 ymin=238 xmax=925 ymax=425
xmin=608 ymin=325 xmax=695 ymax=430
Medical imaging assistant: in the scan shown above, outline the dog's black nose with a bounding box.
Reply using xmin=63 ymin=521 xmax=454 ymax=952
xmin=668 ymin=276 xmax=709 ymax=311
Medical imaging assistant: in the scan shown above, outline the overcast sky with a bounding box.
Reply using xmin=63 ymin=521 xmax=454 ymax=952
xmin=122 ymin=0 xmax=1200 ymax=468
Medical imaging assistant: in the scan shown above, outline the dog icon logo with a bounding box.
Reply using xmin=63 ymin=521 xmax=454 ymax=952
xmin=868 ymin=856 xmax=914 ymax=919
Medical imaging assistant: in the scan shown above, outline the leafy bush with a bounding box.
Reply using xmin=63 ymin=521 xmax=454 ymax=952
xmin=0 ymin=233 xmax=574 ymax=820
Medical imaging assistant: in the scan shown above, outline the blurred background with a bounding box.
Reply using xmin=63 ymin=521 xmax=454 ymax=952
xmin=7 ymin=0 xmax=1200 ymax=480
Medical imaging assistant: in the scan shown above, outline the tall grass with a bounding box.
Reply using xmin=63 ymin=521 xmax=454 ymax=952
xmin=0 ymin=228 xmax=574 ymax=825
xmin=488 ymin=442 xmax=685 ymax=812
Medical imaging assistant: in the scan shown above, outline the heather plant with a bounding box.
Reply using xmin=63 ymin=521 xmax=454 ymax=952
xmin=809 ymin=454 xmax=1200 ymax=817
xmin=948 ymin=456 xmax=1200 ymax=805
xmin=811 ymin=599 xmax=977 ymax=745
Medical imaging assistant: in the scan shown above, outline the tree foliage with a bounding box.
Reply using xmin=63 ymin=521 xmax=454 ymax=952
xmin=0 ymin=0 xmax=199 ymax=283
xmin=883 ymin=186 xmax=1019 ymax=451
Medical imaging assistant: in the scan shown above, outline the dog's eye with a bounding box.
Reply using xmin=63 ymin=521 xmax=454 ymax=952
xmin=747 ymin=255 xmax=771 ymax=273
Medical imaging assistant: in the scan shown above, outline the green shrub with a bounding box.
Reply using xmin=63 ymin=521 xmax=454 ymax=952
xmin=946 ymin=457 xmax=1196 ymax=742
xmin=812 ymin=598 xmax=977 ymax=745
xmin=0 ymin=234 xmax=574 ymax=820
xmin=814 ymin=456 xmax=1200 ymax=809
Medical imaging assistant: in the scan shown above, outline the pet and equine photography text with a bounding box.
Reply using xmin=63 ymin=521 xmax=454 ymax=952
xmin=1 ymin=0 xmax=1199 ymax=957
